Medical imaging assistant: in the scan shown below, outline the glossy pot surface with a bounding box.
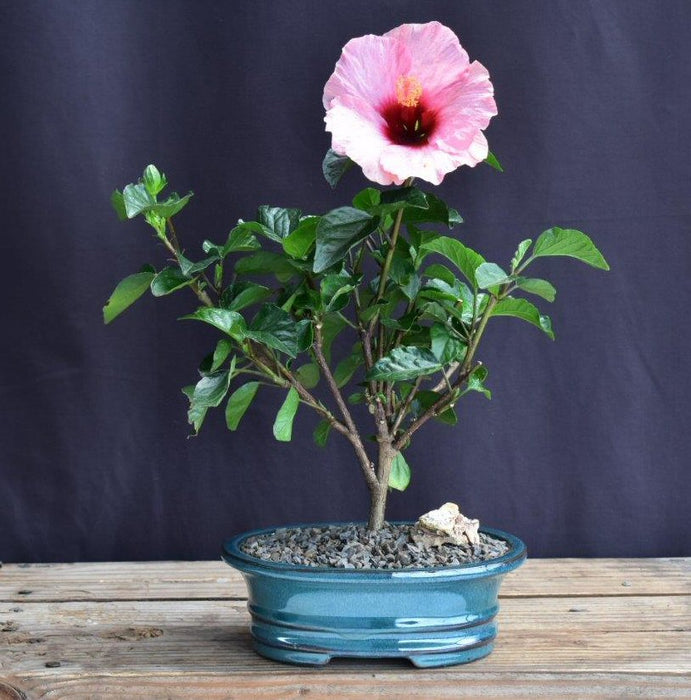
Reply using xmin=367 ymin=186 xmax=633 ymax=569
xmin=222 ymin=522 xmax=526 ymax=667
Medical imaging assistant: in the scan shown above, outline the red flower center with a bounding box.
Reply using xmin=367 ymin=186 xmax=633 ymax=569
xmin=382 ymin=75 xmax=436 ymax=147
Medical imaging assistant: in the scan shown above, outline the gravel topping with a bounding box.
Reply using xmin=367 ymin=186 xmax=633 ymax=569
xmin=240 ymin=523 xmax=510 ymax=569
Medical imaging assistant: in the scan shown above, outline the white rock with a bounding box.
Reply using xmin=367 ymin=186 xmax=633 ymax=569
xmin=412 ymin=502 xmax=480 ymax=547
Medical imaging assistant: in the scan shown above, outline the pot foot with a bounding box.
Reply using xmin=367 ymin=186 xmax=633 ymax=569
xmin=408 ymin=640 xmax=494 ymax=668
xmin=253 ymin=641 xmax=332 ymax=666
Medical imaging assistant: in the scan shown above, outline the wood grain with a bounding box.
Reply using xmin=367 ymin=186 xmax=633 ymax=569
xmin=0 ymin=559 xmax=689 ymax=697
xmin=1 ymin=558 xmax=688 ymax=602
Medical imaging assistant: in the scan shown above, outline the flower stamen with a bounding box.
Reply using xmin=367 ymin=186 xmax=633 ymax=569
xmin=396 ymin=75 xmax=423 ymax=108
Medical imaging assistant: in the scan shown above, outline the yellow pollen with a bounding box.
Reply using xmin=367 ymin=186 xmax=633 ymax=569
xmin=396 ymin=75 xmax=423 ymax=108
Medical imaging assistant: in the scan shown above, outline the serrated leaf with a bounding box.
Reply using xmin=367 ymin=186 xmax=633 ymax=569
xmin=475 ymin=262 xmax=511 ymax=290
xmin=402 ymin=192 xmax=463 ymax=227
xmin=188 ymin=370 xmax=231 ymax=433
xmin=532 ymin=228 xmax=609 ymax=270
xmin=273 ymin=387 xmax=300 ymax=441
xmin=176 ymin=253 xmax=217 ymax=278
xmin=103 ymin=271 xmax=155 ymax=324
xmin=282 ymin=217 xmax=318 ymax=259
xmin=313 ymin=419 xmax=331 ymax=447
xmin=516 ymin=277 xmax=557 ymax=302
xmin=323 ymin=148 xmax=354 ymax=188
xmin=246 ymin=304 xmax=299 ymax=357
xmin=149 ymin=192 xmax=192 ymax=218
xmin=314 ymin=207 xmax=377 ymax=273
xmin=511 ymin=239 xmax=532 ymax=271
xmin=492 ymin=297 xmax=555 ymax=339
xmin=388 ymin=452 xmax=411 ymax=491
xmin=430 ymin=324 xmax=466 ymax=364
xmin=150 ymin=267 xmax=195 ymax=296
xmin=225 ymin=382 xmax=260 ymax=431
xmin=420 ymin=236 xmax=485 ymax=287
xmin=122 ymin=183 xmax=155 ymax=218
xmin=258 ymin=206 xmax=302 ymax=241
xmin=466 ymin=365 xmax=491 ymax=399
xmin=182 ymin=307 xmax=247 ymax=339
xmin=352 ymin=187 xmax=380 ymax=212
xmin=367 ymin=346 xmax=442 ymax=382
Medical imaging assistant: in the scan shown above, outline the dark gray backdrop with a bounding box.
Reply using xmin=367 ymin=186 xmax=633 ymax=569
xmin=1 ymin=0 xmax=689 ymax=562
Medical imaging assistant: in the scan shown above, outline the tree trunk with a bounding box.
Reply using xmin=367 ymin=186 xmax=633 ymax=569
xmin=367 ymin=441 xmax=396 ymax=530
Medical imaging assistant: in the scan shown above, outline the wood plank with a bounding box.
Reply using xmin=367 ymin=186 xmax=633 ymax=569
xmin=1 ymin=558 xmax=688 ymax=602
xmin=1 ymin=598 xmax=689 ymax=675
xmin=4 ymin=672 xmax=691 ymax=698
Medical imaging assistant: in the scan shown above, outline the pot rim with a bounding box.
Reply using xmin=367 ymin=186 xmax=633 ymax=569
xmin=222 ymin=521 xmax=526 ymax=579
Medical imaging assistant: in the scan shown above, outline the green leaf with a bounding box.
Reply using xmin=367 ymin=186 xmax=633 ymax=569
xmin=150 ymin=267 xmax=195 ymax=296
xmin=111 ymin=190 xmax=127 ymax=221
xmin=320 ymin=313 xmax=347 ymax=362
xmin=314 ymin=207 xmax=377 ymax=273
xmin=296 ymin=319 xmax=314 ymax=352
xmin=466 ymin=365 xmax=491 ymax=399
xmin=352 ymin=187 xmax=381 ymax=212
xmin=273 ymin=387 xmax=300 ymax=441
xmin=225 ymin=382 xmax=260 ymax=431
xmin=388 ymin=452 xmax=411 ymax=491
xmin=205 ymin=224 xmax=262 ymax=257
xmin=368 ymin=346 xmax=442 ymax=382
xmin=176 ymin=253 xmax=217 ymax=278
xmin=122 ymin=183 xmax=155 ymax=218
xmin=188 ymin=370 xmax=231 ymax=433
xmin=321 ymin=270 xmax=358 ymax=312
xmin=282 ymin=216 xmax=319 ymax=259
xmin=103 ymin=270 xmax=155 ymax=324
xmin=511 ymin=239 xmax=532 ymax=271
xmin=423 ymin=263 xmax=456 ymax=286
xmin=235 ymin=251 xmax=298 ymax=277
xmin=430 ymin=324 xmax=466 ymax=364
xmin=532 ymin=228 xmax=609 ymax=270
xmin=143 ymin=164 xmax=167 ymax=196
xmin=313 ymin=419 xmax=331 ymax=447
xmin=295 ymin=363 xmax=320 ymax=388
xmin=475 ymin=262 xmax=511 ymax=290
xmin=374 ymin=186 xmax=428 ymax=216
xmin=322 ymin=148 xmax=354 ymax=188
xmin=402 ymin=193 xmax=463 ymax=227
xmin=420 ymin=236 xmax=485 ymax=287
xmin=484 ymin=151 xmax=504 ymax=172
xmin=413 ymin=390 xmax=457 ymax=425
xmin=516 ymin=277 xmax=557 ymax=302
xmin=222 ymin=282 xmax=272 ymax=312
xmin=246 ymin=304 xmax=299 ymax=357
xmin=492 ymin=297 xmax=555 ymax=339
xmin=150 ymin=192 xmax=192 ymax=218
xmin=182 ymin=307 xmax=247 ymax=339
xmin=210 ymin=338 xmax=233 ymax=372
xmin=333 ymin=347 xmax=364 ymax=387
xmin=258 ymin=206 xmax=302 ymax=241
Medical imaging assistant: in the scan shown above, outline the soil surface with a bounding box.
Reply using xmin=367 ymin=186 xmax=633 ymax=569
xmin=240 ymin=523 xmax=510 ymax=569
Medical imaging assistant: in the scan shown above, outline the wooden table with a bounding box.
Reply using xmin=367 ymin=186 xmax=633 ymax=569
xmin=1 ymin=558 xmax=689 ymax=698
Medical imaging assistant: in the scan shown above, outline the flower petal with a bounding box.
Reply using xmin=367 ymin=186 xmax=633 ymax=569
xmin=323 ymin=34 xmax=410 ymax=110
xmin=325 ymin=96 xmax=401 ymax=186
xmin=385 ymin=22 xmax=470 ymax=94
xmin=380 ymin=143 xmax=460 ymax=186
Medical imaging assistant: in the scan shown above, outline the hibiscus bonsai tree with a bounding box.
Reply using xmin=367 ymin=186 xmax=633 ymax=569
xmin=105 ymin=22 xmax=608 ymax=532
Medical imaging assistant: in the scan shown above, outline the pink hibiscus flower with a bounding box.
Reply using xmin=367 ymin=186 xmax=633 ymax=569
xmin=323 ymin=22 xmax=497 ymax=186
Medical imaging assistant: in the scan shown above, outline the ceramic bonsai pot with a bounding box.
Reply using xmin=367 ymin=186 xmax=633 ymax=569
xmin=222 ymin=523 xmax=526 ymax=668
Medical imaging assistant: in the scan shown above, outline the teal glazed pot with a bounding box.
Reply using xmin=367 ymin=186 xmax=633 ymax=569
xmin=222 ymin=523 xmax=526 ymax=668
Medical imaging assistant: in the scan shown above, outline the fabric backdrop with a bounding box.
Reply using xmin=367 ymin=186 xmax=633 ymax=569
xmin=1 ymin=0 xmax=689 ymax=562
